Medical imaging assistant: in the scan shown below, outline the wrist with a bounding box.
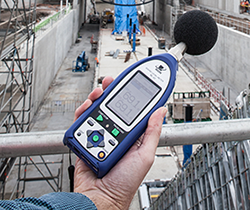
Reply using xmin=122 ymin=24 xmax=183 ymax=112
xmin=81 ymin=191 xmax=122 ymax=210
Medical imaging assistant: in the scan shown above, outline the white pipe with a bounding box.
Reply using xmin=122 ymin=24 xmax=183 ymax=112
xmin=1 ymin=119 xmax=250 ymax=157
xmin=0 ymin=130 xmax=67 ymax=158
xmin=159 ymin=118 xmax=250 ymax=147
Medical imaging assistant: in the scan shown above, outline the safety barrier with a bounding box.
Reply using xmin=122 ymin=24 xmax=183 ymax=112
xmin=34 ymin=100 xmax=84 ymax=113
xmin=185 ymin=6 xmax=250 ymax=36
xmin=150 ymin=140 xmax=250 ymax=209
xmin=179 ymin=58 xmax=230 ymax=112
xmin=194 ymin=6 xmax=250 ymax=36
xmin=34 ymin=4 xmax=71 ymax=33
xmin=195 ymin=71 xmax=230 ymax=108
xmin=211 ymin=12 xmax=250 ymax=35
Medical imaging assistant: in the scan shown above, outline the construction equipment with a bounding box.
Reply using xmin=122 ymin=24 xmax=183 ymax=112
xmin=72 ymin=51 xmax=90 ymax=72
xmin=102 ymin=8 xmax=114 ymax=23
xmin=88 ymin=0 xmax=100 ymax=24
xmin=171 ymin=91 xmax=211 ymax=123
xmin=90 ymin=35 xmax=98 ymax=52
xmin=88 ymin=13 xmax=100 ymax=24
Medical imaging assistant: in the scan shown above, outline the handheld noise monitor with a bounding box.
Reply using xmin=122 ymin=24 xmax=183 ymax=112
xmin=63 ymin=10 xmax=218 ymax=178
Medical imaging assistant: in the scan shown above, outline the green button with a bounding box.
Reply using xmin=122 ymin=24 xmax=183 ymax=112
xmin=92 ymin=135 xmax=99 ymax=142
xmin=96 ymin=115 xmax=103 ymax=122
xmin=112 ymin=128 xmax=120 ymax=137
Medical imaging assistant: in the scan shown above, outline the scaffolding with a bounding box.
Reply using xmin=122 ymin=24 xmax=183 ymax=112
xmin=0 ymin=0 xmax=65 ymax=199
xmin=0 ymin=0 xmax=36 ymax=134
xmin=0 ymin=0 xmax=37 ymax=199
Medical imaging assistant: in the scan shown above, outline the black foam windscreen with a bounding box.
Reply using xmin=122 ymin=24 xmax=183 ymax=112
xmin=174 ymin=10 xmax=218 ymax=55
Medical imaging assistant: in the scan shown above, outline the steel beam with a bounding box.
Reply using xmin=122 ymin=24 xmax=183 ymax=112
xmin=1 ymin=119 xmax=250 ymax=157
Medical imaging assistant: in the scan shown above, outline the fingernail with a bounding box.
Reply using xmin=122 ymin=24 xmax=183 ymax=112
xmin=162 ymin=107 xmax=168 ymax=117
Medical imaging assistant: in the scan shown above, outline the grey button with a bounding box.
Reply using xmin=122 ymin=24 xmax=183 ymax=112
xmin=87 ymin=130 xmax=93 ymax=137
xmin=87 ymin=120 xmax=94 ymax=126
xmin=108 ymin=139 xmax=115 ymax=146
xmin=98 ymin=129 xmax=104 ymax=136
xmin=98 ymin=140 xmax=105 ymax=147
xmin=87 ymin=141 xmax=94 ymax=148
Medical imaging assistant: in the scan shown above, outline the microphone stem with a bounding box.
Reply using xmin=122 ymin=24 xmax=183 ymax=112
xmin=168 ymin=42 xmax=187 ymax=62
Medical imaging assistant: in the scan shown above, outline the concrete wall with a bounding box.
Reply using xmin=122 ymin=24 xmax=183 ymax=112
xmin=196 ymin=24 xmax=250 ymax=94
xmin=144 ymin=1 xmax=172 ymax=36
xmin=194 ymin=0 xmax=240 ymax=14
xmin=142 ymin=1 xmax=248 ymax=95
xmin=144 ymin=1 xmax=154 ymax=21
xmin=78 ymin=0 xmax=86 ymax=27
xmin=155 ymin=0 xmax=165 ymax=28
xmin=32 ymin=8 xmax=79 ymax=117
xmin=155 ymin=3 xmax=172 ymax=36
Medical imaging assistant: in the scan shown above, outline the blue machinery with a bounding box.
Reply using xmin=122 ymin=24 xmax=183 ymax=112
xmin=72 ymin=51 xmax=90 ymax=72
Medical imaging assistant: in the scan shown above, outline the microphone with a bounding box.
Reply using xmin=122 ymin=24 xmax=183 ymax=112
xmin=171 ymin=10 xmax=218 ymax=58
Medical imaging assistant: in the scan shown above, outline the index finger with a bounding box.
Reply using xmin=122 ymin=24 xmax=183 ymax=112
xmin=140 ymin=107 xmax=167 ymax=157
xmin=74 ymin=77 xmax=114 ymax=121
xmin=102 ymin=76 xmax=114 ymax=90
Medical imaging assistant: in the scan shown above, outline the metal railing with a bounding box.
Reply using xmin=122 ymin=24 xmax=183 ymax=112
xmin=35 ymin=4 xmax=71 ymax=34
xmin=151 ymin=141 xmax=250 ymax=209
xmin=210 ymin=11 xmax=250 ymax=35
xmin=150 ymin=140 xmax=250 ymax=209
xmin=2 ymin=119 xmax=250 ymax=205
xmin=178 ymin=60 xmax=228 ymax=115
xmin=185 ymin=6 xmax=250 ymax=36
xmin=195 ymin=71 xmax=230 ymax=108
xmin=34 ymin=100 xmax=84 ymax=114
xmin=2 ymin=118 xmax=250 ymax=157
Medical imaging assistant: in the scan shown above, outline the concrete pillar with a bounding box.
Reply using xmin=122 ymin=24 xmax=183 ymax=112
xmin=218 ymin=0 xmax=223 ymax=10
xmin=173 ymin=0 xmax=180 ymax=7
xmin=73 ymin=0 xmax=78 ymax=9
xmin=233 ymin=0 xmax=240 ymax=14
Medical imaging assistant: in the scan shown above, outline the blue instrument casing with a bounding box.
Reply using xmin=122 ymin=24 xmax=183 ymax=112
xmin=63 ymin=53 xmax=178 ymax=178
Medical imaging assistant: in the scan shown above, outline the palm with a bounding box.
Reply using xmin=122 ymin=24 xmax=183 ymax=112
xmin=72 ymin=77 xmax=166 ymax=209
xmin=74 ymin=141 xmax=152 ymax=208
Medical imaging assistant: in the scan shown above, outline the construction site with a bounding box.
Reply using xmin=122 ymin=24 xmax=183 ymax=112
xmin=1 ymin=0 xmax=250 ymax=209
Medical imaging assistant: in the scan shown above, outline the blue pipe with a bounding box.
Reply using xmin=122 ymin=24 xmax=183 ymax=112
xmin=132 ymin=24 xmax=136 ymax=52
xmin=126 ymin=14 xmax=129 ymax=32
xmin=129 ymin=18 xmax=132 ymax=43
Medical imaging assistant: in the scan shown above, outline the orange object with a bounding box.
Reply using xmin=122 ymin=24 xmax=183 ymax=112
xmin=95 ymin=57 xmax=99 ymax=64
xmin=142 ymin=26 xmax=146 ymax=35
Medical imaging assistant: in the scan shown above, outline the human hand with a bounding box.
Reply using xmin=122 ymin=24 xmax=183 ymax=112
xmin=73 ymin=77 xmax=167 ymax=210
